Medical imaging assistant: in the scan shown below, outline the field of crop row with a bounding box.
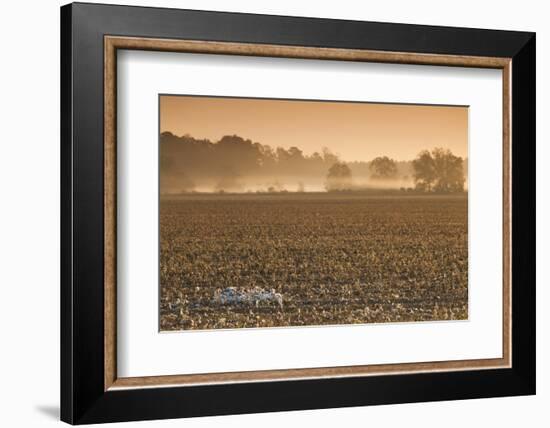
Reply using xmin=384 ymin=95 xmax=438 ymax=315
xmin=159 ymin=193 xmax=468 ymax=331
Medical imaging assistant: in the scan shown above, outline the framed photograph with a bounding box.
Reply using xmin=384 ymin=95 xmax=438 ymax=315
xmin=61 ymin=2 xmax=535 ymax=424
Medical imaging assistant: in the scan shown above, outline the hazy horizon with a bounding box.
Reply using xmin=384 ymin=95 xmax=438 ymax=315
xmin=160 ymin=95 xmax=468 ymax=162
xmin=159 ymin=95 xmax=468 ymax=193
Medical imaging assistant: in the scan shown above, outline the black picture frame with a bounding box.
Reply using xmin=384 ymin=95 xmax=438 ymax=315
xmin=61 ymin=2 xmax=535 ymax=424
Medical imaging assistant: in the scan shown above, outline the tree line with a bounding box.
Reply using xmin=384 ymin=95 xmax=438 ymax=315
xmin=160 ymin=132 xmax=466 ymax=193
xmin=160 ymin=132 xmax=340 ymax=192
xmin=326 ymin=149 xmax=465 ymax=192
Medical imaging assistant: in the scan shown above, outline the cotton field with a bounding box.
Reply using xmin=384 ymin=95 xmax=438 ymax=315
xmin=159 ymin=192 xmax=468 ymax=331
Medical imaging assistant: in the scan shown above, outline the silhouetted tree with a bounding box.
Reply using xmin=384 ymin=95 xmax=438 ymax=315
xmin=412 ymin=150 xmax=436 ymax=191
xmin=369 ymin=156 xmax=398 ymax=179
xmin=322 ymin=147 xmax=339 ymax=166
xmin=431 ymin=148 xmax=465 ymax=192
xmin=325 ymin=162 xmax=353 ymax=191
xmin=412 ymin=148 xmax=464 ymax=193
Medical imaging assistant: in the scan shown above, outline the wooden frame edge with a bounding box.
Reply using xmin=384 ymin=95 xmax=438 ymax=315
xmin=103 ymin=35 xmax=512 ymax=391
xmin=502 ymin=61 xmax=512 ymax=369
xmin=110 ymin=357 xmax=508 ymax=390
xmin=105 ymin=35 xmax=511 ymax=68
xmin=104 ymin=36 xmax=117 ymax=390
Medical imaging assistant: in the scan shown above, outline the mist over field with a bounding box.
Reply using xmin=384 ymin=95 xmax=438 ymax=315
xmin=160 ymin=132 xmax=468 ymax=194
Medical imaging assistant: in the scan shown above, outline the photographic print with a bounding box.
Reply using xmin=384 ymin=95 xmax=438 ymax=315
xmin=159 ymin=95 xmax=468 ymax=331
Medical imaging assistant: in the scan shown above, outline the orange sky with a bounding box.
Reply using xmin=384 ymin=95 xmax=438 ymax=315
xmin=160 ymin=95 xmax=468 ymax=162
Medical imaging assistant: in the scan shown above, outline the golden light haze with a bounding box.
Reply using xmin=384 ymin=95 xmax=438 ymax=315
xmin=160 ymin=95 xmax=468 ymax=162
